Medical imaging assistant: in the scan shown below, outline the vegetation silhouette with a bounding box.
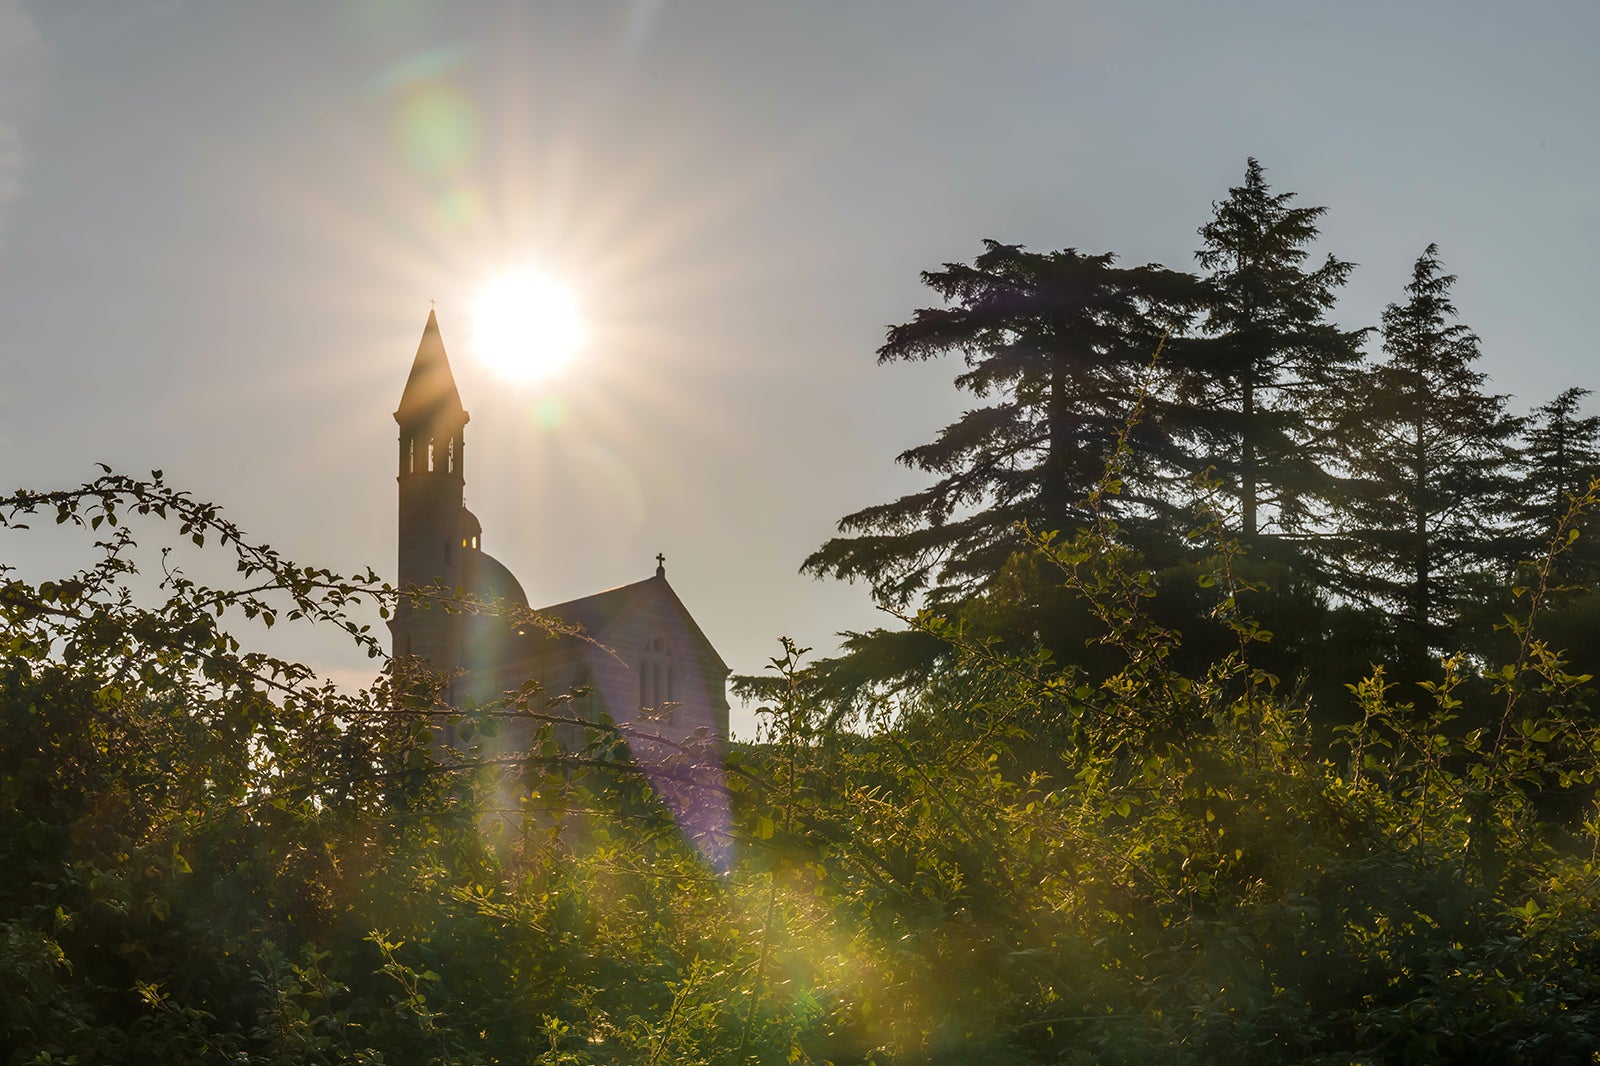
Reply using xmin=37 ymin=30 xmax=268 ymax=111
xmin=800 ymin=159 xmax=1600 ymax=721
xmin=8 ymin=450 xmax=1600 ymax=1062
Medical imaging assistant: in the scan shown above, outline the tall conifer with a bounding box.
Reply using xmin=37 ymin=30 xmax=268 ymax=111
xmin=804 ymin=241 xmax=1197 ymax=611
xmin=1189 ymin=158 xmax=1364 ymax=544
xmin=1518 ymin=386 xmax=1600 ymax=584
xmin=1336 ymin=245 xmax=1522 ymax=644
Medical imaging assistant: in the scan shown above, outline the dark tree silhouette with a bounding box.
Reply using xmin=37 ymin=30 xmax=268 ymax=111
xmin=803 ymin=240 xmax=1198 ymax=611
xmin=1335 ymin=244 xmax=1522 ymax=644
xmin=1518 ymin=386 xmax=1600 ymax=584
xmin=1187 ymin=158 xmax=1364 ymax=546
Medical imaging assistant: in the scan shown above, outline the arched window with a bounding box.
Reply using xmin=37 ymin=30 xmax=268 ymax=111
xmin=639 ymin=635 xmax=678 ymax=718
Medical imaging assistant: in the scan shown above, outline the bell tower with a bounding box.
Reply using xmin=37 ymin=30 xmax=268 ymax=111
xmin=391 ymin=309 xmax=470 ymax=679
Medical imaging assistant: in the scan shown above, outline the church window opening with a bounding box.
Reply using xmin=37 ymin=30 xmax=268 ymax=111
xmin=640 ymin=635 xmax=678 ymax=717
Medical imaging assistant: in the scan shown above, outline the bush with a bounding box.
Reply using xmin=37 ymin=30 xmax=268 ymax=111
xmin=4 ymin=473 xmax=1600 ymax=1063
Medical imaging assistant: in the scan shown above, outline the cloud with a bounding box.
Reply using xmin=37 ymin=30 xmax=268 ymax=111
xmin=0 ymin=0 xmax=46 ymax=249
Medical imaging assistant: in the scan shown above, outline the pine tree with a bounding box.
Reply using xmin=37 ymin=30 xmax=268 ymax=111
xmin=1188 ymin=158 xmax=1364 ymax=546
xmin=802 ymin=240 xmax=1198 ymax=612
xmin=1336 ymin=244 xmax=1523 ymax=645
xmin=1518 ymin=386 xmax=1600 ymax=584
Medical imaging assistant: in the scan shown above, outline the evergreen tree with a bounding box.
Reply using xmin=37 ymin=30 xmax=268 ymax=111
xmin=1336 ymin=244 xmax=1523 ymax=645
xmin=1519 ymin=386 xmax=1600 ymax=583
xmin=803 ymin=240 xmax=1198 ymax=612
xmin=1187 ymin=158 xmax=1364 ymax=545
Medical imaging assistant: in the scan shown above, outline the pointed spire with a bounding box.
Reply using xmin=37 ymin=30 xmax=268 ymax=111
xmin=395 ymin=309 xmax=468 ymax=425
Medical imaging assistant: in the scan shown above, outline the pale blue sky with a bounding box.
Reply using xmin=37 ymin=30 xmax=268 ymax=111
xmin=3 ymin=1 xmax=1598 ymax=735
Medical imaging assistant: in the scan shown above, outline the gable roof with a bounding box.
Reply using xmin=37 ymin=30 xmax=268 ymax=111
xmin=535 ymin=573 xmax=730 ymax=676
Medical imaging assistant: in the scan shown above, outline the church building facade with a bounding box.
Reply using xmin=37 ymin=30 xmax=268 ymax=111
xmin=388 ymin=310 xmax=731 ymax=746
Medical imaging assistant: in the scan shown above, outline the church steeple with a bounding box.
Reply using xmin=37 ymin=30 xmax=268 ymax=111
xmin=395 ymin=309 xmax=470 ymax=479
xmin=393 ymin=309 xmax=470 ymax=676
xmin=396 ymin=309 xmax=466 ymax=425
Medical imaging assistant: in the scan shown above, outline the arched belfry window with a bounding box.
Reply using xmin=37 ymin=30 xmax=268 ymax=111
xmin=400 ymin=426 xmax=464 ymax=477
xmin=639 ymin=635 xmax=678 ymax=717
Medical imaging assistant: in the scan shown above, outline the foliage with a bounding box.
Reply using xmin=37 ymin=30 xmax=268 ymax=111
xmin=1518 ymin=386 xmax=1600 ymax=586
xmin=9 ymin=461 xmax=1600 ymax=1064
xmin=1188 ymin=156 xmax=1364 ymax=543
xmin=0 ymin=474 xmax=795 ymax=1064
xmin=1334 ymin=244 xmax=1524 ymax=648
xmin=802 ymin=241 xmax=1198 ymax=614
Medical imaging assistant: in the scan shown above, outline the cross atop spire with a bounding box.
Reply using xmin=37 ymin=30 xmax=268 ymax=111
xmin=655 ymin=552 xmax=666 ymax=578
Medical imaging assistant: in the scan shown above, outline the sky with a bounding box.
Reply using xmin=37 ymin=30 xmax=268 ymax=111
xmin=3 ymin=1 xmax=1599 ymax=737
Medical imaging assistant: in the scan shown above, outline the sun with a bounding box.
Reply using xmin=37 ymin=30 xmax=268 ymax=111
xmin=471 ymin=269 xmax=586 ymax=383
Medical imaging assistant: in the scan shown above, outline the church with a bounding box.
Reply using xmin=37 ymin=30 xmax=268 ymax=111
xmin=387 ymin=310 xmax=731 ymax=747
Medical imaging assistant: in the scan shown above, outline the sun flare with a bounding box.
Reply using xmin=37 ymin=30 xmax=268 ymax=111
xmin=471 ymin=269 xmax=586 ymax=383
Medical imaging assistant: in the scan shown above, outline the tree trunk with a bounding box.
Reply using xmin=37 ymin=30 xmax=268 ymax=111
xmin=1044 ymin=356 xmax=1071 ymax=525
xmin=1241 ymin=373 xmax=1258 ymax=539
xmin=1413 ymin=420 xmax=1429 ymax=641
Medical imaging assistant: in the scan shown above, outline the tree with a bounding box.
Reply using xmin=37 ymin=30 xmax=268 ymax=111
xmin=803 ymin=241 xmax=1198 ymax=614
xmin=1187 ymin=158 xmax=1364 ymax=546
xmin=1335 ymin=244 xmax=1523 ymax=645
xmin=1518 ymin=386 xmax=1600 ymax=584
